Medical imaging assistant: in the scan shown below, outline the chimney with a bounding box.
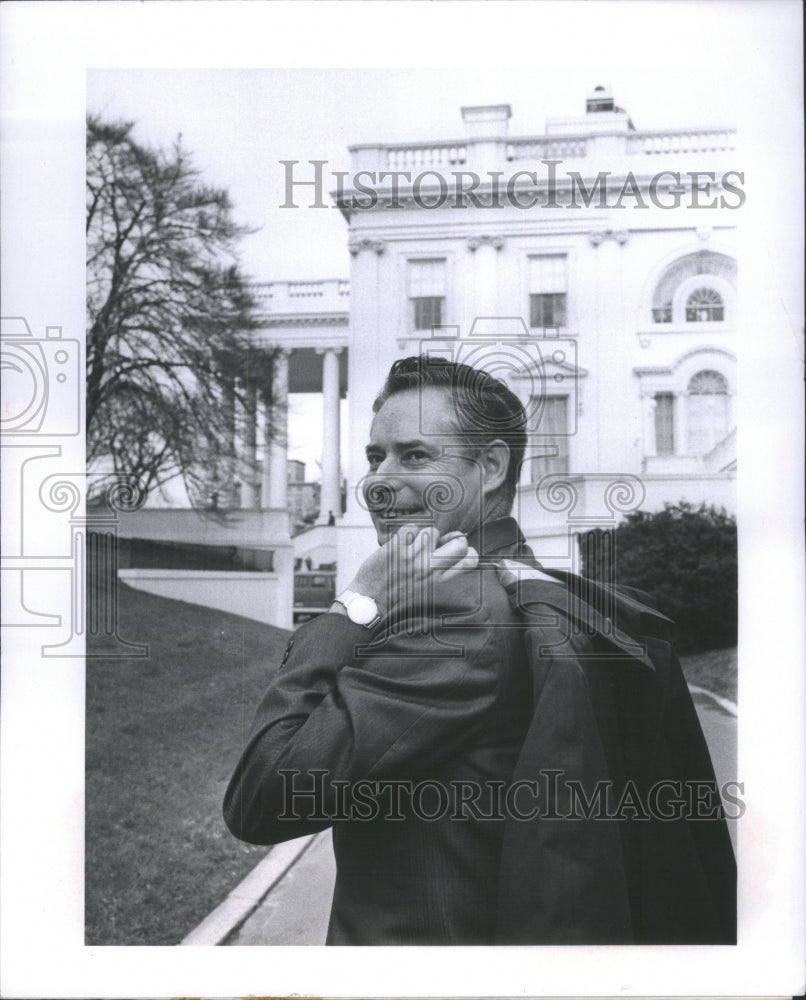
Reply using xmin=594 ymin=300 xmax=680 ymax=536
xmin=548 ymin=85 xmax=634 ymax=134
xmin=586 ymin=84 xmax=615 ymax=114
xmin=461 ymin=104 xmax=512 ymax=139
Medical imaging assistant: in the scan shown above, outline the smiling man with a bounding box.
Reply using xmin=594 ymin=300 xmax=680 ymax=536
xmin=223 ymin=355 xmax=544 ymax=944
xmin=222 ymin=355 xmax=736 ymax=946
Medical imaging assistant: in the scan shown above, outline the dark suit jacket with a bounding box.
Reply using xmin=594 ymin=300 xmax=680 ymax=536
xmin=223 ymin=517 xmax=736 ymax=945
xmin=223 ymin=517 xmax=534 ymax=944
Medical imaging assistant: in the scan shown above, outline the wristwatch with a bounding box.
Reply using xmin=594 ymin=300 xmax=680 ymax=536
xmin=333 ymin=589 xmax=382 ymax=628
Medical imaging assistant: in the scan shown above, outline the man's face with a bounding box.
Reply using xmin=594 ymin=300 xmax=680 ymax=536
xmin=364 ymin=387 xmax=484 ymax=545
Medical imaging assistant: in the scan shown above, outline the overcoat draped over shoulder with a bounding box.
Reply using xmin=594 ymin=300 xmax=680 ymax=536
xmin=493 ymin=561 xmax=737 ymax=944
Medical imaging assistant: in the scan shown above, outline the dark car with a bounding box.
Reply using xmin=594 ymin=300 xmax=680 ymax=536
xmin=293 ymin=570 xmax=337 ymax=624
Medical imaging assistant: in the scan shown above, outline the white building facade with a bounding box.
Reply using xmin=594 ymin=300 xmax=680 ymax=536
xmin=305 ymin=89 xmax=739 ymax=583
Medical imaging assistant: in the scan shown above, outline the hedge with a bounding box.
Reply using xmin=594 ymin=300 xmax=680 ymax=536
xmin=578 ymin=502 xmax=737 ymax=654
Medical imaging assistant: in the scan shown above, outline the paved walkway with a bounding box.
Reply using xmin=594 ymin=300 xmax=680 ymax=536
xmin=184 ymin=686 xmax=737 ymax=947
xmin=226 ymin=828 xmax=336 ymax=946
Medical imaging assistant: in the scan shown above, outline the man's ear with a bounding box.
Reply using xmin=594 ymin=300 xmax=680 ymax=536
xmin=480 ymin=439 xmax=510 ymax=497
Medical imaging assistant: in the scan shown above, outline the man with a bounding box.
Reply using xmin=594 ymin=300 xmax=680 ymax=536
xmin=223 ymin=355 xmax=735 ymax=945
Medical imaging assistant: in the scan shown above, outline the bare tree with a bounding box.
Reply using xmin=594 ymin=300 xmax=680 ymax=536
xmin=86 ymin=115 xmax=277 ymax=510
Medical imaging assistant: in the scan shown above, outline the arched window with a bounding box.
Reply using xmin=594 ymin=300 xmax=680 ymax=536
xmin=685 ymin=287 xmax=724 ymax=322
xmin=650 ymin=250 xmax=735 ymax=325
xmin=687 ymin=370 xmax=729 ymax=454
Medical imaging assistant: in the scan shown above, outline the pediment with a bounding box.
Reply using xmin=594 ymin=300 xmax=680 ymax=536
xmin=511 ymin=351 xmax=588 ymax=381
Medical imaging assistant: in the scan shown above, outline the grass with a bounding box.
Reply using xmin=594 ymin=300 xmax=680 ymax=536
xmin=86 ymin=571 xmax=289 ymax=945
xmin=86 ymin=567 xmax=737 ymax=945
xmin=679 ymin=646 xmax=737 ymax=704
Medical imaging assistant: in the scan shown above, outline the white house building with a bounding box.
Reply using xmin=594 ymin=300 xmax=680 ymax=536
xmin=254 ymin=87 xmax=738 ymax=586
xmin=119 ymin=87 xmax=739 ymax=619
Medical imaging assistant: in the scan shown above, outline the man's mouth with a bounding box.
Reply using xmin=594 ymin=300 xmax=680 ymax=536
xmin=383 ymin=507 xmax=430 ymax=520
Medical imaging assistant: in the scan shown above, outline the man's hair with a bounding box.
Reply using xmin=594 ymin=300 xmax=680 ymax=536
xmin=372 ymin=355 xmax=527 ymax=514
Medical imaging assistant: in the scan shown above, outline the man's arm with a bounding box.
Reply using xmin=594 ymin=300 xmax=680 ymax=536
xmin=223 ymin=554 xmax=499 ymax=845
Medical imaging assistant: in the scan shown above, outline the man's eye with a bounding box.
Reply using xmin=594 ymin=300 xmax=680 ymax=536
xmin=403 ymin=450 xmax=429 ymax=464
xmin=367 ymin=453 xmax=383 ymax=470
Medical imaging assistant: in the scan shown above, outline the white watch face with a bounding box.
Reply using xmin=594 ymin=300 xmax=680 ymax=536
xmin=345 ymin=593 xmax=379 ymax=626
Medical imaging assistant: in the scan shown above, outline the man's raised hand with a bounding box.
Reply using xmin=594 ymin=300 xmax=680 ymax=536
xmin=347 ymin=524 xmax=479 ymax=617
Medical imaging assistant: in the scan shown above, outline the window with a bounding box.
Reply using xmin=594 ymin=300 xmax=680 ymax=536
xmin=685 ymin=287 xmax=724 ymax=322
xmin=529 ymin=255 xmax=567 ymax=330
xmin=654 ymin=393 xmax=675 ymax=455
xmin=530 ymin=293 xmax=566 ymax=328
xmin=650 ymin=251 xmax=735 ymax=325
xmin=687 ymin=370 xmax=729 ymax=454
xmin=408 ymin=258 xmax=446 ymax=331
xmin=636 ymin=353 xmax=735 ymax=465
xmin=529 ymin=395 xmax=569 ymax=479
xmin=413 ymin=296 xmax=442 ymax=330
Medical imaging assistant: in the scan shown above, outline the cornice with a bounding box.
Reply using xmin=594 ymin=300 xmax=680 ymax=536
xmin=256 ymin=315 xmax=349 ymax=329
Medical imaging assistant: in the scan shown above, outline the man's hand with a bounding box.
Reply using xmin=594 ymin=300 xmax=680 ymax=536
xmin=345 ymin=525 xmax=479 ymax=618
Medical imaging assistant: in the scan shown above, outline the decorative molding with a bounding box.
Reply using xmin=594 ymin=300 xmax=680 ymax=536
xmin=258 ymin=316 xmax=349 ymax=329
xmin=589 ymin=228 xmax=629 ymax=247
xmin=466 ymin=234 xmax=505 ymax=252
xmin=348 ymin=238 xmax=386 ymax=256
xmin=634 ymin=365 xmax=674 ymax=376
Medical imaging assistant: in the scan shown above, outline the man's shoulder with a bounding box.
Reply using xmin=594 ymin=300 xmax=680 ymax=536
xmin=431 ymin=562 xmax=521 ymax=629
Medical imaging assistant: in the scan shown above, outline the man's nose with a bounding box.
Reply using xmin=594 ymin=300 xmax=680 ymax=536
xmin=373 ymin=453 xmax=403 ymax=475
xmin=363 ymin=467 xmax=404 ymax=513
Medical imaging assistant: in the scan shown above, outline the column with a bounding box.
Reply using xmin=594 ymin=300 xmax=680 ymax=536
xmin=466 ymin=237 xmax=503 ymax=322
xmin=673 ymin=390 xmax=688 ymax=457
xmin=318 ymin=347 xmax=342 ymax=523
xmin=241 ymin=381 xmax=259 ymax=509
xmin=221 ymin=377 xmax=238 ymax=509
xmin=643 ymin=393 xmax=658 ymax=457
xmin=262 ymin=348 xmax=289 ymax=510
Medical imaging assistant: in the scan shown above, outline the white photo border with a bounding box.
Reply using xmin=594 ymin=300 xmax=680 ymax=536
xmin=1 ymin=1 xmax=804 ymax=997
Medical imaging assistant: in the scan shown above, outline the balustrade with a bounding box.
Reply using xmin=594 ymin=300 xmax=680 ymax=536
xmin=349 ymin=126 xmax=734 ymax=178
xmin=626 ymin=129 xmax=736 ymax=155
xmin=506 ymin=136 xmax=588 ymax=160
xmin=385 ymin=143 xmax=467 ymax=170
xmin=251 ymin=279 xmax=350 ymax=315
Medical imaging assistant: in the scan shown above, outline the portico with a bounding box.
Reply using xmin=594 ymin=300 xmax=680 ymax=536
xmin=249 ymin=280 xmax=349 ymax=524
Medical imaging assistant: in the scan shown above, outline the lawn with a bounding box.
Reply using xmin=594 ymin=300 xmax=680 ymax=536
xmin=86 ymin=568 xmax=737 ymax=946
xmin=679 ymin=646 xmax=737 ymax=704
xmin=86 ymin=572 xmax=289 ymax=945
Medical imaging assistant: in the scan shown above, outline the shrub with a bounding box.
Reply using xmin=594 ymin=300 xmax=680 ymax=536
xmin=579 ymin=502 xmax=737 ymax=654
